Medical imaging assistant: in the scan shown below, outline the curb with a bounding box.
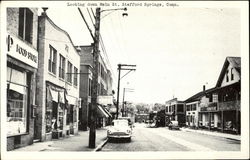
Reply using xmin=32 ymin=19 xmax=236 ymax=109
xmin=93 ymin=138 xmax=108 ymax=152
xmin=180 ymin=128 xmax=241 ymax=141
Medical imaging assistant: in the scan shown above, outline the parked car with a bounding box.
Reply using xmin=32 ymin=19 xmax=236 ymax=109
xmin=118 ymin=117 xmax=134 ymax=128
xmin=107 ymin=119 xmax=132 ymax=141
xmin=168 ymin=120 xmax=180 ymax=130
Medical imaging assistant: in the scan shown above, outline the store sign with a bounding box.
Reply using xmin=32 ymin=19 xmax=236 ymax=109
xmin=7 ymin=34 xmax=38 ymax=68
xmin=97 ymin=96 xmax=113 ymax=105
xmin=200 ymin=106 xmax=217 ymax=112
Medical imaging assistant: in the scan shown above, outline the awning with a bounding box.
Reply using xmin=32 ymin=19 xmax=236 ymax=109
xmin=59 ymin=91 xmax=65 ymax=103
xmin=97 ymin=105 xmax=109 ymax=118
xmin=9 ymin=83 xmax=25 ymax=94
xmin=103 ymin=107 xmax=112 ymax=117
xmin=49 ymin=88 xmax=58 ymax=102
xmin=66 ymin=95 xmax=77 ymax=105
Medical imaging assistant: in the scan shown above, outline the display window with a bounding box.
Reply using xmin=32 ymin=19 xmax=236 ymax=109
xmin=7 ymin=66 xmax=28 ymax=136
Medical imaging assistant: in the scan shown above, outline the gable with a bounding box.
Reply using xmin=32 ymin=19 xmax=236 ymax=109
xmin=216 ymin=57 xmax=241 ymax=87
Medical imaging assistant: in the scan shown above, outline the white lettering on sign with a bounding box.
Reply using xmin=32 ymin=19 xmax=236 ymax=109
xmin=7 ymin=34 xmax=38 ymax=68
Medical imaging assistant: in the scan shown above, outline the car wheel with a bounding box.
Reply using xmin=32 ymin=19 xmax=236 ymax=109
xmin=127 ymin=137 xmax=131 ymax=142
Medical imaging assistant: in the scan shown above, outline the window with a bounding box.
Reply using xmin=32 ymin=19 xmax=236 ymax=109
xmin=18 ymin=8 xmax=33 ymax=44
xmin=212 ymin=94 xmax=218 ymax=102
xmin=226 ymin=69 xmax=229 ymax=82
xmin=177 ymin=104 xmax=184 ymax=112
xmin=231 ymin=68 xmax=234 ymax=80
xmin=192 ymin=104 xmax=196 ymax=111
xmin=186 ymin=105 xmax=190 ymax=111
xmin=48 ymin=45 xmax=57 ymax=74
xmin=88 ymin=79 xmax=92 ymax=96
xmin=67 ymin=61 xmax=72 ymax=83
xmin=7 ymin=66 xmax=28 ymax=136
xmin=73 ymin=67 xmax=78 ymax=86
xmin=59 ymin=54 xmax=65 ymax=79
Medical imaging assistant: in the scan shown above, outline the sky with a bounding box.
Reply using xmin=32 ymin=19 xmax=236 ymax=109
xmin=42 ymin=3 xmax=241 ymax=104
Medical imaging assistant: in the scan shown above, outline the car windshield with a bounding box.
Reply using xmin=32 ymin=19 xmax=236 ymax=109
xmin=113 ymin=120 xmax=128 ymax=126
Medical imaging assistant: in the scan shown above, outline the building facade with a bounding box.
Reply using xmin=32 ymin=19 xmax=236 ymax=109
xmin=165 ymin=98 xmax=185 ymax=126
xmin=6 ymin=8 xmax=39 ymax=150
xmin=36 ymin=10 xmax=80 ymax=141
xmin=77 ymin=45 xmax=113 ymax=131
xmin=199 ymin=57 xmax=241 ymax=134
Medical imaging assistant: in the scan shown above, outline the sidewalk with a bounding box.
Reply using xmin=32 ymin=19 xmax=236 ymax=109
xmin=180 ymin=127 xmax=241 ymax=141
xmin=12 ymin=128 xmax=108 ymax=152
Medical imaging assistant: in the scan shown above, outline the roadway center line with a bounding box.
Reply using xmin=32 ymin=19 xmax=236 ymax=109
xmin=148 ymin=128 xmax=214 ymax=151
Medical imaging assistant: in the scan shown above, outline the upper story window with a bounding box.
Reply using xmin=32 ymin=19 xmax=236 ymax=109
xmin=18 ymin=8 xmax=33 ymax=44
xmin=67 ymin=61 xmax=73 ymax=83
xmin=48 ymin=45 xmax=57 ymax=75
xmin=73 ymin=67 xmax=78 ymax=86
xmin=231 ymin=68 xmax=234 ymax=80
xmin=59 ymin=54 xmax=65 ymax=79
xmin=226 ymin=69 xmax=229 ymax=82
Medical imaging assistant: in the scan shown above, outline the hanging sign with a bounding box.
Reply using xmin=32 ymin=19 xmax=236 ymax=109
xmin=7 ymin=34 xmax=38 ymax=68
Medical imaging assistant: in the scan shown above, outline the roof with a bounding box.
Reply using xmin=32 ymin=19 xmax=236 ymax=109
xmin=184 ymin=87 xmax=216 ymax=103
xmin=216 ymin=57 xmax=241 ymax=87
xmin=40 ymin=12 xmax=80 ymax=56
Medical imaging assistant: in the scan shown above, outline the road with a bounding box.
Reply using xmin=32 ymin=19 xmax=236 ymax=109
xmin=101 ymin=123 xmax=240 ymax=151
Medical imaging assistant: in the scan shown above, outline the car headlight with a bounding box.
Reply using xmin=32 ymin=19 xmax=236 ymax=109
xmin=108 ymin=130 xmax=113 ymax=134
xmin=127 ymin=130 xmax=131 ymax=133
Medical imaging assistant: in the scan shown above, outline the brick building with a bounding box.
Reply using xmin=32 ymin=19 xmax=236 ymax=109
xmin=6 ymin=8 xmax=39 ymax=150
xmin=35 ymin=9 xmax=80 ymax=141
xmin=165 ymin=98 xmax=186 ymax=126
xmin=77 ymin=45 xmax=113 ymax=131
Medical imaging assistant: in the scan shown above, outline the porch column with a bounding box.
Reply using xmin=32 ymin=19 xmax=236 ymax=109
xmin=221 ymin=110 xmax=224 ymax=132
xmin=235 ymin=110 xmax=239 ymax=134
xmin=208 ymin=112 xmax=211 ymax=130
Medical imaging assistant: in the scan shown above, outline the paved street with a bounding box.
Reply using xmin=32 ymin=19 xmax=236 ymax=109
xmin=101 ymin=123 xmax=240 ymax=151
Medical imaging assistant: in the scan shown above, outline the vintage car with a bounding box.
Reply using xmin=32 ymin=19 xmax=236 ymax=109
xmin=168 ymin=120 xmax=180 ymax=130
xmin=107 ymin=119 xmax=132 ymax=141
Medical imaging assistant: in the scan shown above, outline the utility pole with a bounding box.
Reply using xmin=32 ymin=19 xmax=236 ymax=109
xmin=89 ymin=7 xmax=101 ymax=148
xmin=116 ymin=64 xmax=121 ymax=119
xmin=116 ymin=64 xmax=136 ymax=119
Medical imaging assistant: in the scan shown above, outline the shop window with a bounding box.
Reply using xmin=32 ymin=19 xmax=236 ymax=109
xmin=48 ymin=45 xmax=57 ymax=75
xmin=7 ymin=66 xmax=28 ymax=136
xmin=59 ymin=54 xmax=65 ymax=79
xmin=73 ymin=67 xmax=78 ymax=86
xmin=67 ymin=61 xmax=72 ymax=83
xmin=18 ymin=8 xmax=33 ymax=44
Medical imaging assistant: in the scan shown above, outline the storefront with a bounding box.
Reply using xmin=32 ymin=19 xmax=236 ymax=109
xmin=45 ymin=84 xmax=66 ymax=140
xmin=6 ymin=33 xmax=38 ymax=150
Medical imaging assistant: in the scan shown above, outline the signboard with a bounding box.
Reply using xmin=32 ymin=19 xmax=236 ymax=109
xmin=200 ymin=106 xmax=217 ymax=112
xmin=7 ymin=34 xmax=38 ymax=68
xmin=97 ymin=96 xmax=113 ymax=105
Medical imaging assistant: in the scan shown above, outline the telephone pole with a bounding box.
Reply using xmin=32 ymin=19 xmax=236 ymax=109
xmin=116 ymin=64 xmax=136 ymax=118
xmin=89 ymin=7 xmax=101 ymax=148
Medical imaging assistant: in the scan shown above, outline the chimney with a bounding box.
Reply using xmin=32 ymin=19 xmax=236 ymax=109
xmin=203 ymin=85 xmax=206 ymax=92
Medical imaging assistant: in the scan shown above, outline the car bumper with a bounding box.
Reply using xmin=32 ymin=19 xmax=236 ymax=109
xmin=107 ymin=134 xmax=131 ymax=138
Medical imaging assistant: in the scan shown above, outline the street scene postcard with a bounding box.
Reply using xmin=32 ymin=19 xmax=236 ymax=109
xmin=0 ymin=0 xmax=249 ymax=160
